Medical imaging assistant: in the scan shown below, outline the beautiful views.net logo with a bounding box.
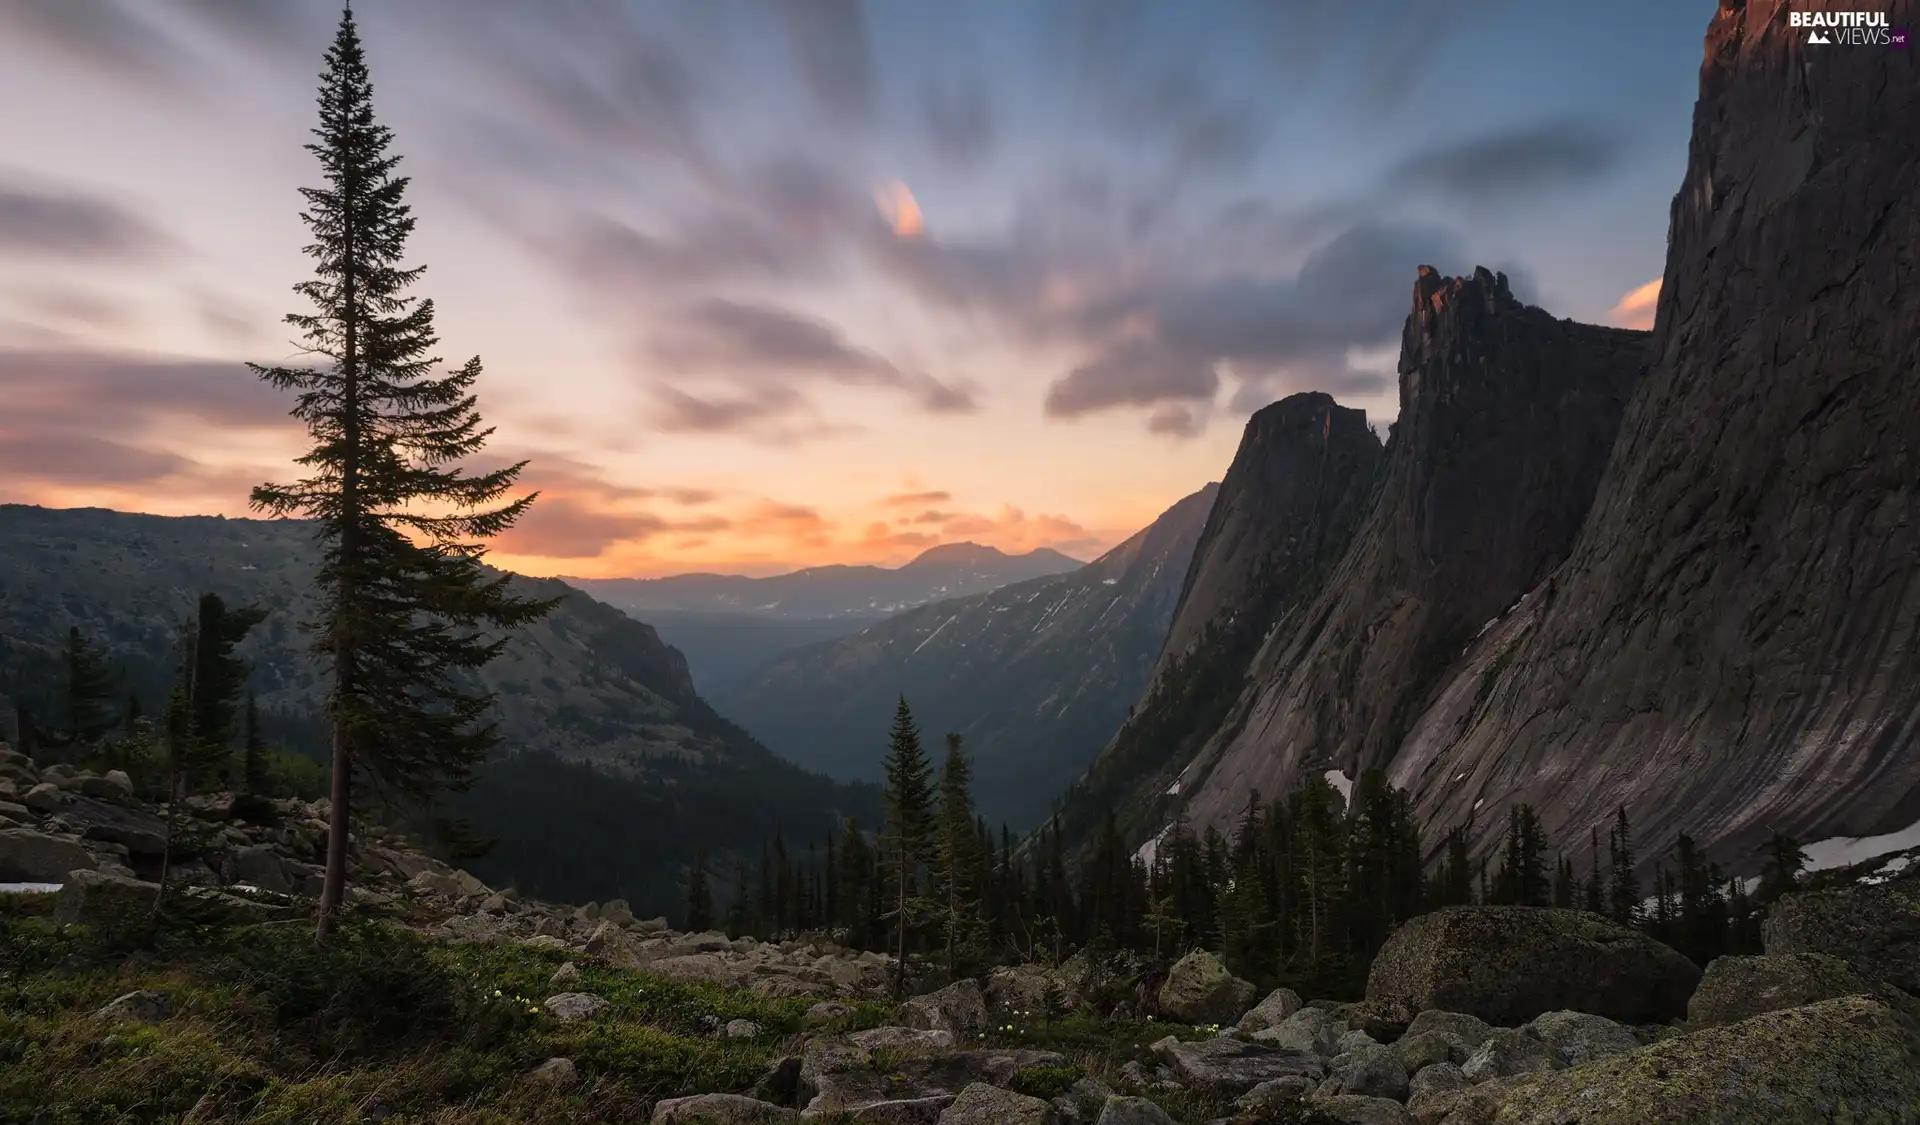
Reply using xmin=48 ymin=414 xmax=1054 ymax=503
xmin=1789 ymin=11 xmax=1902 ymax=45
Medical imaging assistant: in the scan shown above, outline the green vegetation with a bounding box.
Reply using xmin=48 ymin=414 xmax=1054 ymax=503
xmin=0 ymin=908 xmax=889 ymax=1124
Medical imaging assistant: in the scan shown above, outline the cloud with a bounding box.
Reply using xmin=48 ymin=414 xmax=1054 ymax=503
xmin=647 ymin=298 xmax=978 ymax=417
xmin=0 ymin=432 xmax=190 ymax=486
xmin=0 ymin=348 xmax=292 ymax=434
xmin=924 ymin=78 xmax=996 ymax=164
xmin=773 ymin=0 xmax=875 ymax=124
xmin=1393 ymin=119 xmax=1625 ymax=205
xmin=1046 ymin=341 xmax=1218 ymax=418
xmin=0 ymin=1 xmax=186 ymax=81
xmin=495 ymin=495 xmax=671 ymax=559
xmin=1146 ymin=405 xmax=1203 ymax=438
xmin=550 ymin=214 xmax=812 ymax=293
xmin=1607 ymin=277 xmax=1661 ymax=331
xmin=0 ymin=183 xmax=172 ymax=258
xmin=880 ymin=490 xmax=952 ymax=506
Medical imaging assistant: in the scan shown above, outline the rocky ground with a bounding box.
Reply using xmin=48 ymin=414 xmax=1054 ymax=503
xmin=8 ymin=730 xmax=1920 ymax=1123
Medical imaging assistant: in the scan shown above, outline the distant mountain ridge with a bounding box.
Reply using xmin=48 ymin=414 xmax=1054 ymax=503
xmin=716 ymin=487 xmax=1219 ymax=830
xmin=569 ymin=542 xmax=1082 ymax=619
xmin=0 ymin=504 xmax=877 ymax=916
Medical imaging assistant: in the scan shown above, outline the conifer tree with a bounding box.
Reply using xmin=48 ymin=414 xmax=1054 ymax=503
xmin=241 ymin=693 xmax=271 ymax=797
xmin=934 ymin=732 xmax=985 ymax=978
xmin=59 ymin=626 xmax=116 ymax=747
xmin=880 ymin=697 xmax=935 ymax=995
xmin=1756 ymin=832 xmax=1807 ymax=905
xmin=250 ymin=6 xmax=556 ymax=939
xmin=685 ymin=848 xmax=714 ymax=933
xmin=1607 ymin=807 xmax=1639 ymax=927
xmin=1585 ymin=827 xmax=1604 ymax=914
xmin=183 ymin=593 xmax=267 ymax=790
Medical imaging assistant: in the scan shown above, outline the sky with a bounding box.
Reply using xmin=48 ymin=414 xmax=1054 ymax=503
xmin=0 ymin=0 xmax=1713 ymax=578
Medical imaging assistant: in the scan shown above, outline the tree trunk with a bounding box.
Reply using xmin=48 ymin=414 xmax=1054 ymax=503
xmin=314 ymin=719 xmax=352 ymax=940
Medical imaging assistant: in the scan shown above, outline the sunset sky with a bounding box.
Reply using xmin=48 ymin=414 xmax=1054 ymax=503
xmin=0 ymin=0 xmax=1707 ymax=577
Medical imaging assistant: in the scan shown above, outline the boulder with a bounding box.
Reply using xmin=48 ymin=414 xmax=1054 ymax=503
xmin=224 ymin=845 xmax=291 ymax=894
xmin=1460 ymin=1028 xmax=1555 ymax=1084
xmin=550 ymin=962 xmax=581 ymax=986
xmin=754 ymin=1055 xmax=803 ymax=1106
xmin=801 ymin=1052 xmax=1014 ymax=1122
xmin=1763 ymin=881 xmax=1920 ymax=994
xmin=53 ymin=869 xmax=158 ymax=934
xmin=805 ymin=1000 xmax=854 ymax=1026
xmin=1156 ymin=949 xmax=1256 ymax=1026
xmin=1393 ymin=1030 xmax=1460 ymax=1074
xmin=1314 ymin=1095 xmax=1413 ymax=1125
xmin=902 ymin=978 xmax=990 ymax=1035
xmin=847 ymin=1025 xmax=955 ymax=1053
xmin=0 ymin=800 xmax=31 ymax=826
xmin=543 ymin=992 xmax=606 ymax=1023
xmin=1235 ymin=987 xmax=1303 ymax=1035
xmin=1406 ymin=1061 xmax=1466 ymax=1105
xmin=1401 ymin=1010 xmax=1493 ymax=1052
xmin=1233 ymin=1075 xmax=1314 ymax=1112
xmin=408 ymin=868 xmax=488 ymax=899
xmin=77 ymin=772 xmax=134 ymax=804
xmin=654 ymin=1092 xmax=797 ymax=1123
xmin=95 ymin=990 xmax=171 ymax=1024
xmin=1092 ymin=1098 xmax=1177 ymax=1125
xmin=986 ymin=963 xmax=1052 ymax=1015
xmin=1 ymin=828 xmax=98 ymax=883
xmin=1050 ymin=1077 xmax=1116 ymax=1125
xmin=1363 ymin=906 xmax=1699 ymax=1027
xmin=937 ymin=1082 xmax=1059 ymax=1125
xmin=525 ymin=1057 xmax=578 ymax=1089
xmin=1686 ymin=951 xmax=1892 ymax=1028
xmin=1152 ymin=1035 xmax=1326 ymax=1096
xmin=1480 ymin=996 xmax=1920 ymax=1123
xmin=64 ymin=797 xmax=167 ymax=855
xmin=599 ymin=898 xmax=635 ymax=925
xmin=1252 ymin=1007 xmax=1342 ymax=1056
xmin=21 ymin=783 xmax=65 ymax=813
xmin=726 ymin=1018 xmax=761 ymax=1039
xmin=1517 ymin=1010 xmax=1638 ymax=1069
xmin=1315 ymin=1043 xmax=1409 ymax=1101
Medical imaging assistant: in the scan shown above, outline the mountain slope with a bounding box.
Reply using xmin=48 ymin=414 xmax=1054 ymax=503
xmin=0 ymin=504 xmax=877 ymax=915
xmin=569 ymin=543 xmax=1082 ymax=620
xmin=1159 ymin=269 xmax=1647 ymax=839
xmin=716 ymin=487 xmax=1218 ymax=829
xmin=1059 ymin=393 xmax=1385 ymax=845
xmin=1390 ymin=0 xmax=1920 ymax=871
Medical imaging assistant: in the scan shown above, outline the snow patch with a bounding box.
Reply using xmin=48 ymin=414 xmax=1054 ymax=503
xmin=1325 ymin=770 xmax=1352 ymax=801
xmin=1863 ymin=856 xmax=1914 ymax=885
xmin=1474 ymin=617 xmax=1499 ymax=639
xmin=0 ymin=882 xmax=61 ymax=894
xmin=1473 ymin=798 xmax=1486 ymax=810
xmin=1166 ymin=781 xmax=1181 ymax=796
xmin=1136 ymin=825 xmax=1171 ymax=867
xmin=1804 ymin=815 xmax=1920 ymax=874
xmin=1453 ymin=771 xmax=1467 ymax=783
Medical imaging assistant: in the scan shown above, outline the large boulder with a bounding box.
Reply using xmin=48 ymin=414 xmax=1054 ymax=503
xmin=1156 ymin=949 xmax=1257 ymax=1026
xmin=1093 ymin=1098 xmax=1177 ymax=1125
xmin=901 ymin=978 xmax=990 ymax=1035
xmin=802 ymin=1051 xmax=1029 ymax=1122
xmin=20 ymin=783 xmax=66 ymax=813
xmin=53 ymin=869 xmax=159 ymax=934
xmin=1480 ymin=997 xmax=1920 ymax=1123
xmin=1687 ymin=952 xmax=1896 ymax=1028
xmin=1252 ymin=1007 xmax=1343 ymax=1056
xmin=1363 ymin=907 xmax=1699 ymax=1027
xmin=224 ymin=845 xmax=291 ymax=894
xmin=1235 ymin=987 xmax=1303 ymax=1035
xmin=64 ymin=797 xmax=167 ymax=855
xmin=0 ymin=828 xmax=98 ymax=882
xmin=76 ymin=772 xmax=134 ymax=804
xmin=1152 ymin=1035 xmax=1326 ymax=1096
xmin=1516 ymin=1011 xmax=1639 ymax=1070
xmin=1315 ymin=1043 xmax=1409 ymax=1101
xmin=1763 ymin=880 xmax=1920 ymax=994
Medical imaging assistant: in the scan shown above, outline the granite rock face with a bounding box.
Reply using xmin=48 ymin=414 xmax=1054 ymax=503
xmin=1393 ymin=0 xmax=1920 ymax=874
xmin=1761 ymin=878 xmax=1920 ymax=994
xmin=1073 ymin=393 xmax=1385 ymax=842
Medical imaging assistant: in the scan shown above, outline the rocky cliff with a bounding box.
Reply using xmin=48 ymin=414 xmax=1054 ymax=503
xmin=1061 ymin=394 xmax=1384 ymax=842
xmin=718 ymin=487 xmax=1219 ymax=830
xmin=1158 ymin=271 xmax=1645 ymax=839
xmin=1391 ymin=0 xmax=1920 ymax=870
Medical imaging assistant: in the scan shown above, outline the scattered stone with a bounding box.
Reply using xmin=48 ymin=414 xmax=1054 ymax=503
xmin=525 ymin=1057 xmax=578 ymax=1089
xmin=479 ymin=892 xmax=509 ymax=914
xmin=1520 ymin=1010 xmax=1639 ymax=1068
xmin=726 ymin=1018 xmax=761 ymax=1039
xmin=1460 ymin=1028 xmax=1555 ymax=1083
xmin=902 ymin=978 xmax=990 ymax=1035
xmin=1363 ymin=906 xmax=1700 ymax=1027
xmin=408 ymin=868 xmax=488 ymax=899
xmin=1316 ymin=1043 xmax=1408 ymax=1101
xmin=0 ymin=800 xmax=30 ymax=826
xmin=543 ymin=992 xmax=606 ymax=1023
xmin=805 ymin=1000 xmax=854 ymax=1026
xmin=653 ymin=1092 xmax=797 ymax=1123
xmin=1235 ymin=987 xmax=1303 ymax=1035
xmin=802 ymin=1052 xmax=1015 ymax=1121
xmin=1051 ymin=1077 xmax=1115 ymax=1125
xmin=937 ymin=1082 xmax=1058 ymax=1125
xmin=1252 ymin=1007 xmax=1342 ymax=1055
xmin=846 ymin=1025 xmax=954 ymax=1053
xmin=635 ymin=915 xmax=669 ymax=934
xmin=1153 ymin=1035 xmax=1327 ymax=1096
xmin=53 ymin=869 xmax=161 ymax=934
xmin=1313 ymin=1094 xmax=1413 ymax=1125
xmin=1093 ymin=1097 xmax=1178 ymax=1125
xmin=95 ymin=990 xmax=171 ymax=1024
xmin=21 ymin=783 xmax=65 ymax=813
xmin=1233 ymin=1074 xmax=1315 ymax=1111
xmin=1156 ymin=949 xmax=1257 ymax=1025
xmin=1405 ymin=1060 xmax=1466 ymax=1105
xmin=1689 ymin=951 xmax=1899 ymax=1029
xmin=521 ymin=934 xmax=570 ymax=951
xmin=1336 ymin=1028 xmax=1377 ymax=1053
xmin=550 ymin=962 xmax=580 ymax=986
xmin=598 ymin=898 xmax=635 ymax=925
xmin=754 ymin=1055 xmax=803 ymax=1107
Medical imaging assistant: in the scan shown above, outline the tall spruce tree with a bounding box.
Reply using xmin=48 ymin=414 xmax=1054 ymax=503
xmin=880 ymin=697 xmax=935 ymax=996
xmin=184 ymin=593 xmax=267 ymax=790
xmin=241 ymin=693 xmax=270 ymax=796
xmin=1756 ymin=832 xmax=1807 ymax=905
xmin=685 ymin=848 xmax=714 ymax=933
xmin=250 ymin=6 xmax=555 ymax=938
xmin=59 ymin=626 xmax=116 ymax=747
xmin=935 ymin=732 xmax=984 ymax=979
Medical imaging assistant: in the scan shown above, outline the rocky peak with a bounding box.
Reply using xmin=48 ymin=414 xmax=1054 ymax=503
xmin=1142 ymin=264 xmax=1646 ymax=842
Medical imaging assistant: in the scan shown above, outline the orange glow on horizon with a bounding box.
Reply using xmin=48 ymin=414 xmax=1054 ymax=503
xmin=1607 ymin=277 xmax=1661 ymax=331
xmin=877 ymin=181 xmax=925 ymax=238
